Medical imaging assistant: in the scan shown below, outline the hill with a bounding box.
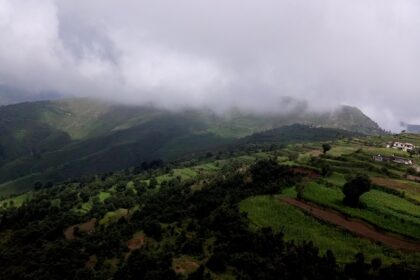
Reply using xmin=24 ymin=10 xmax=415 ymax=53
xmin=242 ymin=124 xmax=361 ymax=145
xmin=0 ymin=132 xmax=419 ymax=279
xmin=0 ymin=98 xmax=383 ymax=194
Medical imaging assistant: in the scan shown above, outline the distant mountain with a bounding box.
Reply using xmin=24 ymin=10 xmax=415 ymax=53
xmin=0 ymin=85 xmax=61 ymax=105
xmin=0 ymin=98 xmax=383 ymax=194
xmin=214 ymin=105 xmax=384 ymax=136
xmin=407 ymin=124 xmax=420 ymax=134
xmin=242 ymin=124 xmax=361 ymax=145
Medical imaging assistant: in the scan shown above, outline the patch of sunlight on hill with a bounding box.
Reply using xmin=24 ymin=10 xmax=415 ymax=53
xmin=40 ymin=99 xmax=112 ymax=139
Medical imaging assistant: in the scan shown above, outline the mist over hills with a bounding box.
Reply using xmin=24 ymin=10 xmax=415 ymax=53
xmin=0 ymin=85 xmax=62 ymax=106
xmin=2 ymin=1 xmax=420 ymax=278
xmin=0 ymin=98 xmax=382 ymax=195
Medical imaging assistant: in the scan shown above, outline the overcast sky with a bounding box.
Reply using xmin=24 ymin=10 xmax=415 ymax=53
xmin=1 ymin=0 xmax=419 ymax=130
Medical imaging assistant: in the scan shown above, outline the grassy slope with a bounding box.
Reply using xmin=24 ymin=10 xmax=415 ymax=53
xmin=283 ymin=183 xmax=420 ymax=240
xmin=240 ymin=195 xmax=420 ymax=265
xmin=238 ymin=133 xmax=420 ymax=267
xmin=0 ymin=122 xmax=362 ymax=196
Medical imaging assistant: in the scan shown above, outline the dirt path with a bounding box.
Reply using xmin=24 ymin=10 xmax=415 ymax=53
xmin=279 ymin=197 xmax=420 ymax=252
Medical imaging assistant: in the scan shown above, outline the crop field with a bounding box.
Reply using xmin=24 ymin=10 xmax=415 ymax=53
xmin=240 ymin=195 xmax=420 ymax=265
xmin=327 ymin=145 xmax=360 ymax=157
xmin=238 ymin=133 xmax=420 ymax=271
xmin=284 ymin=182 xmax=420 ymax=239
xmin=371 ymin=177 xmax=420 ymax=203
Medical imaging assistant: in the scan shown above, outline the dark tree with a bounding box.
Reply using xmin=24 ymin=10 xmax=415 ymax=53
xmin=249 ymin=159 xmax=296 ymax=195
xmin=322 ymin=143 xmax=332 ymax=154
xmin=342 ymin=174 xmax=371 ymax=207
xmin=34 ymin=181 xmax=43 ymax=190
xmin=206 ymin=253 xmax=227 ymax=273
xmin=288 ymin=151 xmax=299 ymax=161
xmin=188 ymin=265 xmax=208 ymax=280
xmin=320 ymin=163 xmax=332 ymax=177
xmin=344 ymin=253 xmax=370 ymax=279
xmin=295 ymin=183 xmax=305 ymax=200
xmin=149 ymin=177 xmax=158 ymax=189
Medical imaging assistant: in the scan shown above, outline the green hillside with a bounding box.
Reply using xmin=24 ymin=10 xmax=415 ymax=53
xmin=0 ymin=98 xmax=383 ymax=194
xmin=0 ymin=131 xmax=419 ymax=279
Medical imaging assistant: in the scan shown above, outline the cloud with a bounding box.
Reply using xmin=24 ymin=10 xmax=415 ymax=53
xmin=0 ymin=0 xmax=420 ymax=130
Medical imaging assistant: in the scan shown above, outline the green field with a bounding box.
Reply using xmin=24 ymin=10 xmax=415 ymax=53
xmin=0 ymin=192 xmax=31 ymax=208
xmin=240 ymin=195 xmax=420 ymax=265
xmin=99 ymin=208 xmax=129 ymax=226
xmin=99 ymin=191 xmax=111 ymax=202
xmin=284 ymin=182 xmax=420 ymax=239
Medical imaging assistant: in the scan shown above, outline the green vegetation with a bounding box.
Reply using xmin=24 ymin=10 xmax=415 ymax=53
xmin=0 ymin=98 xmax=381 ymax=195
xmin=285 ymin=182 xmax=420 ymax=239
xmin=0 ymin=192 xmax=31 ymax=208
xmin=240 ymin=195 xmax=419 ymax=265
xmin=342 ymin=174 xmax=372 ymax=207
xmin=1 ymin=102 xmax=420 ymax=279
xmin=99 ymin=209 xmax=129 ymax=226
xmin=322 ymin=143 xmax=332 ymax=154
xmin=2 ymin=156 xmax=417 ymax=279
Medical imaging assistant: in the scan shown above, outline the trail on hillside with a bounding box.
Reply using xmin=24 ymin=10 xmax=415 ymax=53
xmin=279 ymin=197 xmax=420 ymax=252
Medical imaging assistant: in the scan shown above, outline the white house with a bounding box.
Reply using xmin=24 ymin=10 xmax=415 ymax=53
xmin=392 ymin=142 xmax=414 ymax=152
xmin=373 ymin=154 xmax=413 ymax=165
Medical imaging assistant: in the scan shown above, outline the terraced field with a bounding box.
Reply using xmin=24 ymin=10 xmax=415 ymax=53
xmin=240 ymin=196 xmax=420 ymax=265
xmin=240 ymin=133 xmax=420 ymax=268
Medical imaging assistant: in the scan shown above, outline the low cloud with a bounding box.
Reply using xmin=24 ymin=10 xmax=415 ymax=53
xmin=1 ymin=0 xmax=420 ymax=131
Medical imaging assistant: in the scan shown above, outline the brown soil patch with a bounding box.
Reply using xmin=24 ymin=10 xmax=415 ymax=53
xmin=280 ymin=197 xmax=420 ymax=252
xmin=64 ymin=218 xmax=97 ymax=240
xmin=173 ymin=257 xmax=200 ymax=274
xmin=85 ymin=255 xmax=97 ymax=269
xmin=372 ymin=177 xmax=420 ymax=193
xmin=127 ymin=233 xmax=146 ymax=251
xmin=407 ymin=175 xmax=420 ymax=183
xmin=292 ymin=167 xmax=320 ymax=179
xmin=309 ymin=150 xmax=322 ymax=157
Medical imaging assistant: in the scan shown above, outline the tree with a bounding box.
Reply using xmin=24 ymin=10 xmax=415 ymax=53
xmin=342 ymin=174 xmax=371 ymax=207
xmin=344 ymin=253 xmax=370 ymax=279
xmin=249 ymin=159 xmax=296 ymax=195
xmin=148 ymin=177 xmax=158 ymax=189
xmin=320 ymin=163 xmax=332 ymax=177
xmin=34 ymin=181 xmax=43 ymax=191
xmin=322 ymin=143 xmax=332 ymax=154
xmin=206 ymin=253 xmax=227 ymax=273
xmin=295 ymin=183 xmax=305 ymax=200
xmin=288 ymin=151 xmax=299 ymax=161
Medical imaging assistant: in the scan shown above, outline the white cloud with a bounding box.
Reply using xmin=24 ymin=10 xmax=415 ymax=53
xmin=0 ymin=0 xmax=420 ymax=130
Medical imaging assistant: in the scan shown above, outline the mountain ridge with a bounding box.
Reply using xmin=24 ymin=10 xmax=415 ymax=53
xmin=0 ymin=98 xmax=383 ymax=194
